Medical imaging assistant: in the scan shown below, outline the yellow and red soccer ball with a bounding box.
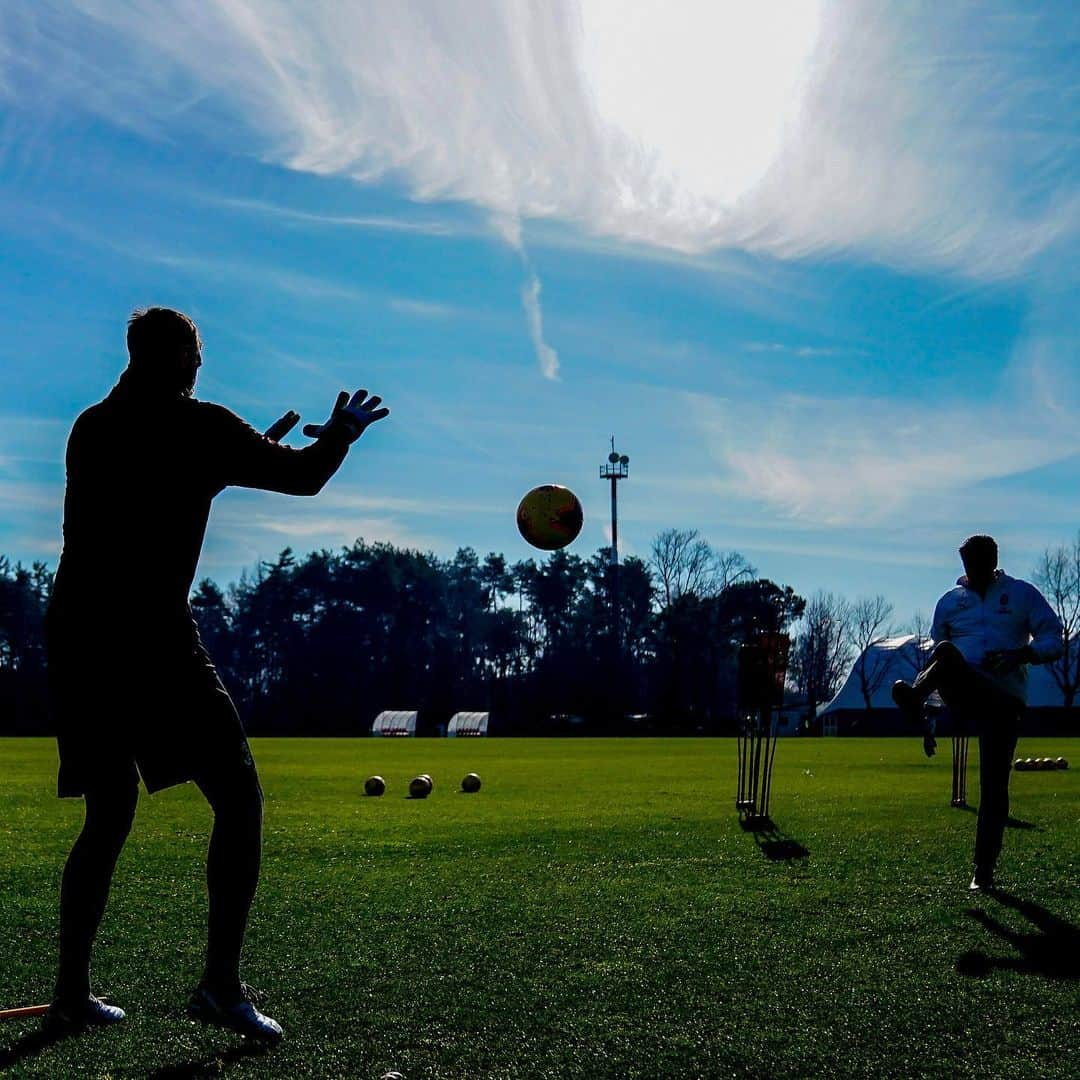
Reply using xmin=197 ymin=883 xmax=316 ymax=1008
xmin=516 ymin=484 xmax=584 ymax=551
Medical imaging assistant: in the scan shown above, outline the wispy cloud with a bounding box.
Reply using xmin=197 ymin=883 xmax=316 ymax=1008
xmin=744 ymin=342 xmax=869 ymax=359
xmin=0 ymin=416 xmax=68 ymax=469
xmin=51 ymin=227 xmax=473 ymax=325
xmin=520 ymin=271 xmax=560 ymax=381
xmin=202 ymin=486 xmax=478 ymax=572
xmin=0 ymin=477 xmax=62 ymax=515
xmin=207 ymin=195 xmax=468 ymax=237
xmin=688 ymin=331 xmax=1080 ymax=528
xmin=386 ymin=297 xmax=461 ymax=320
xmin=2 ymin=1 xmax=1073 ymax=277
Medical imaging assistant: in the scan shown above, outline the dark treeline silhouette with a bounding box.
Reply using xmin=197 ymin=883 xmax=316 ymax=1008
xmin=0 ymin=538 xmax=806 ymax=736
xmin=0 ymin=556 xmax=51 ymax=735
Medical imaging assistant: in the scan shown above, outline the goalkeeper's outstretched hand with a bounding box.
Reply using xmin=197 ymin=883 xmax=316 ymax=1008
xmin=303 ymin=389 xmax=389 ymax=443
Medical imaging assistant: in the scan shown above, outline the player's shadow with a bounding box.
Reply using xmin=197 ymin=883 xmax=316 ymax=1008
xmin=739 ymin=817 xmax=809 ymax=861
xmin=956 ymin=891 xmax=1080 ymax=981
xmin=147 ymin=1040 xmax=269 ymax=1078
xmin=0 ymin=1027 xmax=270 ymax=1076
xmin=0 ymin=1026 xmax=65 ymax=1071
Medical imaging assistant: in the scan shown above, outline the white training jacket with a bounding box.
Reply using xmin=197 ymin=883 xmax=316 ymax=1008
xmin=931 ymin=570 xmax=1064 ymax=705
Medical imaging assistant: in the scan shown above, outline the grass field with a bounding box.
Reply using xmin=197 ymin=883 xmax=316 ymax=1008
xmin=1 ymin=736 xmax=1077 ymax=1079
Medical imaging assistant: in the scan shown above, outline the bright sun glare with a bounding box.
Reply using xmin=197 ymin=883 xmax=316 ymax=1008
xmin=580 ymin=0 xmax=823 ymax=209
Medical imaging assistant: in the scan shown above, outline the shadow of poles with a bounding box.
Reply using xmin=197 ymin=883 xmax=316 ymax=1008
xmin=739 ymin=816 xmax=810 ymax=862
xmin=949 ymin=807 xmax=1038 ymax=828
xmin=956 ymin=890 xmax=1080 ymax=980
xmin=1004 ymin=816 xmax=1039 ymax=830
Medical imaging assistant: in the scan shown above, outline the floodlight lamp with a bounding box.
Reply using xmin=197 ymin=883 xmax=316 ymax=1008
xmin=620 ymin=455 xmax=629 ymax=465
xmin=608 ymin=452 xmax=620 ymax=463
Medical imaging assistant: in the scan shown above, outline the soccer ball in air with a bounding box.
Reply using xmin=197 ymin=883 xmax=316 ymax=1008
xmin=364 ymin=775 xmax=386 ymax=796
xmin=409 ymin=775 xmax=432 ymax=799
xmin=462 ymin=772 xmax=482 ymax=793
xmin=516 ymin=484 xmax=584 ymax=551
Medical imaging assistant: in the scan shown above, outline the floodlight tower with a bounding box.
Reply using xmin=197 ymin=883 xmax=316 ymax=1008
xmin=599 ymin=437 xmax=630 ymax=646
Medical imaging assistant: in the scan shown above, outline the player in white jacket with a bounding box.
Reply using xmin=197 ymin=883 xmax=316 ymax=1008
xmin=891 ymin=535 xmax=1063 ymax=891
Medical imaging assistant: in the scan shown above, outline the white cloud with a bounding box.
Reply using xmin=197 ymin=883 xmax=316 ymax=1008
xmin=386 ymin=297 xmax=467 ymax=321
xmin=520 ymin=271 xmax=560 ymax=380
xmin=206 ymin=195 xmax=468 ymax=237
xmin=744 ymin=342 xmax=867 ymax=359
xmin=2 ymin=1 xmax=1073 ymax=277
xmin=687 ymin=335 xmax=1080 ymax=528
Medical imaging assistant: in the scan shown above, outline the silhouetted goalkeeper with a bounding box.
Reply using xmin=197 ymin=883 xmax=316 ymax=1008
xmin=44 ymin=307 xmax=388 ymax=1041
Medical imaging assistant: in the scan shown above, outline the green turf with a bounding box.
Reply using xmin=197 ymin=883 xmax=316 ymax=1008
xmin=0 ymin=737 xmax=1076 ymax=1079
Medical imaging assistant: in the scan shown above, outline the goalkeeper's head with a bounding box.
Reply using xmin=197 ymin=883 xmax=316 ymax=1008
xmin=126 ymin=307 xmax=202 ymax=397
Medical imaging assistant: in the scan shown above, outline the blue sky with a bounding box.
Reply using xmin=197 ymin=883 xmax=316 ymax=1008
xmin=1 ymin=1 xmax=1076 ymax=625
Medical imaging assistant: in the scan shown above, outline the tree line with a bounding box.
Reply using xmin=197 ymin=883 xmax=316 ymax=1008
xmin=2 ymin=532 xmax=1078 ymax=736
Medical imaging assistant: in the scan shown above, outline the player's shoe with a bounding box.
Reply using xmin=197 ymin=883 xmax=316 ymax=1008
xmin=42 ymin=993 xmax=126 ymax=1034
xmin=968 ymin=868 xmax=995 ymax=892
xmin=187 ymin=983 xmax=283 ymax=1043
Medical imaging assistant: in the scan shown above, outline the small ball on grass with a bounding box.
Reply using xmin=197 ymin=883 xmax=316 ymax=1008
xmin=1056 ymin=757 xmax=1069 ymax=769
xmin=409 ymin=775 xmax=432 ymax=799
xmin=461 ymin=772 xmax=482 ymax=793
xmin=364 ymin=775 xmax=386 ymax=797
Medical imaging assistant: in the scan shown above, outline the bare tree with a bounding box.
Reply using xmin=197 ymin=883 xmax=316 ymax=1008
xmin=650 ymin=528 xmax=711 ymax=606
xmin=895 ymin=610 xmax=933 ymax=682
xmin=790 ymin=591 xmax=855 ymax=715
xmin=1033 ymin=536 xmax=1080 ymax=707
xmin=712 ymin=549 xmax=757 ymax=594
xmin=850 ymin=595 xmax=897 ymax=709
xmin=649 ymin=528 xmax=755 ymax=607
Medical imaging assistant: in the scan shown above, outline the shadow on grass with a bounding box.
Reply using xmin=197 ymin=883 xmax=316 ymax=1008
xmin=956 ymin=891 xmax=1080 ymax=981
xmin=0 ymin=1026 xmax=65 ymax=1071
xmin=739 ymin=817 xmax=809 ymax=861
xmin=0 ymin=1026 xmax=273 ymax=1077
xmin=1004 ymin=816 xmax=1039 ymax=830
xmin=947 ymin=807 xmax=1037 ymax=829
xmin=147 ymin=1039 xmax=270 ymax=1078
